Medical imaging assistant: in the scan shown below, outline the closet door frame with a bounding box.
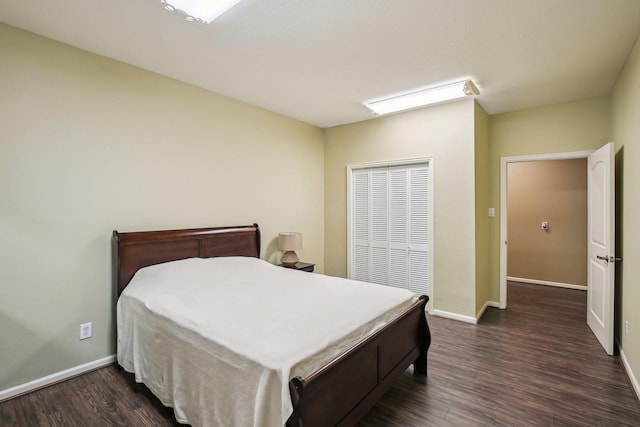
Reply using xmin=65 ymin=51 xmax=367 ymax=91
xmin=347 ymin=157 xmax=434 ymax=310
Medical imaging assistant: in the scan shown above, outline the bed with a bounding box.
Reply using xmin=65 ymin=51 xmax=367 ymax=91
xmin=114 ymin=223 xmax=430 ymax=427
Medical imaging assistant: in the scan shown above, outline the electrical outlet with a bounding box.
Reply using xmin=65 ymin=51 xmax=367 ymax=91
xmin=625 ymin=320 xmax=630 ymax=337
xmin=80 ymin=322 xmax=92 ymax=340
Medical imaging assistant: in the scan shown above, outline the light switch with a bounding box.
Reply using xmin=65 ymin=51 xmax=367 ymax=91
xmin=488 ymin=208 xmax=495 ymax=217
xmin=541 ymin=221 xmax=549 ymax=230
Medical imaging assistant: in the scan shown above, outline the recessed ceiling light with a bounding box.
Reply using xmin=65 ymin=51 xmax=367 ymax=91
xmin=365 ymin=80 xmax=480 ymax=115
xmin=159 ymin=0 xmax=244 ymax=24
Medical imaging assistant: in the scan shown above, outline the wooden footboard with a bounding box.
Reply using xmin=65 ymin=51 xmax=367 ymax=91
xmin=287 ymin=295 xmax=430 ymax=427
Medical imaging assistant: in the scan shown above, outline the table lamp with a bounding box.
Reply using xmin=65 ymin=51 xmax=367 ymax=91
xmin=278 ymin=232 xmax=302 ymax=265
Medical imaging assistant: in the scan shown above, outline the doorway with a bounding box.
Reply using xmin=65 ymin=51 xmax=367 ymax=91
xmin=499 ymin=150 xmax=592 ymax=308
xmin=500 ymin=145 xmax=616 ymax=355
xmin=506 ymin=158 xmax=588 ymax=290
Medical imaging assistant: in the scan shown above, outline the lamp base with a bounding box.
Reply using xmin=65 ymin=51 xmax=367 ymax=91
xmin=281 ymin=250 xmax=299 ymax=265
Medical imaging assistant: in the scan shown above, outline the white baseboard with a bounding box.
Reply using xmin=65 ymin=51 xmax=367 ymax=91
xmin=432 ymin=301 xmax=501 ymax=325
xmin=507 ymin=276 xmax=587 ymax=291
xmin=432 ymin=309 xmax=477 ymax=324
xmin=0 ymin=354 xmax=116 ymax=402
xmin=476 ymin=301 xmax=501 ymax=322
xmin=620 ymin=348 xmax=640 ymax=402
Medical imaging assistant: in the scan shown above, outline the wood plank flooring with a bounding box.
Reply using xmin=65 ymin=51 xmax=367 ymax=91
xmin=1 ymin=282 xmax=639 ymax=426
xmin=359 ymin=282 xmax=640 ymax=426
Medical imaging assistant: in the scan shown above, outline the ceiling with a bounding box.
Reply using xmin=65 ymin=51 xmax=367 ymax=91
xmin=2 ymin=0 xmax=640 ymax=128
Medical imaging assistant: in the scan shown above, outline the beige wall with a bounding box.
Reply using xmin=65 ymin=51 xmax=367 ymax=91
xmin=324 ymin=100 xmax=478 ymax=317
xmin=611 ymin=34 xmax=640 ymax=390
xmin=474 ymin=103 xmax=491 ymax=314
xmin=488 ymin=97 xmax=611 ymax=302
xmin=4 ymin=17 xmax=640 ymax=399
xmin=507 ymin=159 xmax=587 ymax=286
xmin=0 ymin=23 xmax=325 ymax=391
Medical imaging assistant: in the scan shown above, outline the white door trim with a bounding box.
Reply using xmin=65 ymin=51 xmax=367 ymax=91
xmin=499 ymin=150 xmax=593 ymax=308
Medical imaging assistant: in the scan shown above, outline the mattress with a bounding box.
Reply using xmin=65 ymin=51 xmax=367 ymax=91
xmin=117 ymin=256 xmax=416 ymax=427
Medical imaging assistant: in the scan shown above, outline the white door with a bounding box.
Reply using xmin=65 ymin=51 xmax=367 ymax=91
xmin=351 ymin=168 xmax=391 ymax=285
xmin=349 ymin=161 xmax=433 ymax=303
xmin=587 ymin=142 xmax=615 ymax=355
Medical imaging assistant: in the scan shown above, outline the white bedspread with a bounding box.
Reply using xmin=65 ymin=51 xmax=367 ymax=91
xmin=117 ymin=257 xmax=416 ymax=427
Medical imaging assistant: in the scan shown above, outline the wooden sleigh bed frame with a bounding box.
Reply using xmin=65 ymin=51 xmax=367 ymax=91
xmin=114 ymin=223 xmax=430 ymax=427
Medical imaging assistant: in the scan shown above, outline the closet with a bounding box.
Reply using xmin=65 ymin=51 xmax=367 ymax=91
xmin=348 ymin=161 xmax=432 ymax=299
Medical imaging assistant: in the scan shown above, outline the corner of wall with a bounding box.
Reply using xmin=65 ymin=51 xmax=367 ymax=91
xmin=474 ymin=102 xmax=491 ymax=314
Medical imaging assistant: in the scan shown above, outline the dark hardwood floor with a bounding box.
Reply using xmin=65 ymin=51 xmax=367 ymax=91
xmin=1 ymin=282 xmax=638 ymax=426
xmin=359 ymin=282 xmax=640 ymax=426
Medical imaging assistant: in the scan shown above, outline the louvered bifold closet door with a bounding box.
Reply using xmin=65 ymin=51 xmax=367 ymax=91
xmin=388 ymin=167 xmax=408 ymax=289
xmin=352 ymin=170 xmax=370 ymax=282
xmin=388 ymin=165 xmax=431 ymax=296
xmin=351 ymin=162 xmax=432 ymax=300
xmin=370 ymin=169 xmax=389 ymax=285
xmin=352 ymin=168 xmax=389 ymax=284
xmin=407 ymin=164 xmax=430 ymax=297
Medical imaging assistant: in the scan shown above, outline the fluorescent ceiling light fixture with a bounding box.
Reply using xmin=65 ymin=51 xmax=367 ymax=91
xmin=365 ymin=80 xmax=480 ymax=115
xmin=159 ymin=0 xmax=244 ymax=23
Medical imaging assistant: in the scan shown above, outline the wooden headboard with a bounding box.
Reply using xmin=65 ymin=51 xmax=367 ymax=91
xmin=113 ymin=223 xmax=261 ymax=295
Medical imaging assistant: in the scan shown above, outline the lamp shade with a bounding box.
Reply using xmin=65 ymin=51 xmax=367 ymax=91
xmin=278 ymin=232 xmax=302 ymax=251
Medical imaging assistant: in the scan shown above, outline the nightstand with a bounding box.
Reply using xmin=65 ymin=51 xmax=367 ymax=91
xmin=278 ymin=262 xmax=315 ymax=272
